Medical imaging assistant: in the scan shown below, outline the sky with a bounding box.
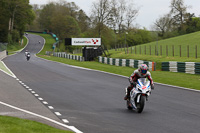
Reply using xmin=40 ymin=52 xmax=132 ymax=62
xmin=29 ymin=0 xmax=200 ymax=30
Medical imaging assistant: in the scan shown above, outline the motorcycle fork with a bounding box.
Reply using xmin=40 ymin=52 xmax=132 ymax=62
xmin=135 ymin=94 xmax=147 ymax=103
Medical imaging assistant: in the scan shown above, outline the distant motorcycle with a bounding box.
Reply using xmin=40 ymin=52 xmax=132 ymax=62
xmin=26 ymin=53 xmax=31 ymax=61
xmin=125 ymin=78 xmax=152 ymax=113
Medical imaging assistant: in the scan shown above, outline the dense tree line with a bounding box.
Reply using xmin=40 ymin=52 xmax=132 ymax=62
xmin=153 ymin=0 xmax=200 ymax=39
xmin=0 ymin=0 xmax=35 ymax=44
xmin=1 ymin=0 xmax=199 ymax=50
xmin=28 ymin=0 xmax=150 ymax=49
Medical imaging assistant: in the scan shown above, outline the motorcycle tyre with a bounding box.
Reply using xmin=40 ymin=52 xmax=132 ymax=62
xmin=136 ymin=95 xmax=145 ymax=113
xmin=27 ymin=57 xmax=30 ymax=61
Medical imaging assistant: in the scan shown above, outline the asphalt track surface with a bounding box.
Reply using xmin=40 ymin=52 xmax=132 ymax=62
xmin=3 ymin=34 xmax=200 ymax=133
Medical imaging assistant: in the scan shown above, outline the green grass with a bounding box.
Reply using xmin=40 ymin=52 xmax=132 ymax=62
xmin=108 ymin=31 xmax=200 ymax=62
xmin=0 ymin=61 xmax=14 ymax=76
xmin=7 ymin=36 xmax=28 ymax=55
xmin=0 ymin=115 xmax=73 ymax=133
xmin=133 ymin=31 xmax=200 ymax=58
xmin=106 ymin=31 xmax=200 ymax=70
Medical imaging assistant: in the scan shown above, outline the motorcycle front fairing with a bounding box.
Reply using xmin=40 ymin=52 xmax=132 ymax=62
xmin=129 ymin=79 xmax=151 ymax=109
xmin=137 ymin=79 xmax=151 ymax=96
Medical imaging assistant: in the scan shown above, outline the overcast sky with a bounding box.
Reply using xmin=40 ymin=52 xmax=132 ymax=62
xmin=29 ymin=0 xmax=200 ymax=30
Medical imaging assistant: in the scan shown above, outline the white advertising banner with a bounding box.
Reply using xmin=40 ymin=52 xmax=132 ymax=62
xmin=72 ymin=38 xmax=101 ymax=46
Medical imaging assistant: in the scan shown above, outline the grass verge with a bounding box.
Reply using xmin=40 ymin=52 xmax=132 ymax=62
xmin=7 ymin=36 xmax=27 ymax=55
xmin=0 ymin=115 xmax=73 ymax=133
xmin=0 ymin=61 xmax=13 ymax=76
xmin=106 ymin=31 xmax=200 ymax=70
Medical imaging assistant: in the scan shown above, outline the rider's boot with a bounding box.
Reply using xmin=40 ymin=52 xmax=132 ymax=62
xmin=124 ymin=87 xmax=130 ymax=100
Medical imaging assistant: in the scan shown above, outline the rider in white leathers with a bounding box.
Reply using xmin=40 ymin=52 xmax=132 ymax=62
xmin=124 ymin=64 xmax=154 ymax=100
xmin=25 ymin=50 xmax=31 ymax=60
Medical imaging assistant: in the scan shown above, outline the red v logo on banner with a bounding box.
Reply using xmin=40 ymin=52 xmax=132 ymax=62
xmin=92 ymin=39 xmax=99 ymax=44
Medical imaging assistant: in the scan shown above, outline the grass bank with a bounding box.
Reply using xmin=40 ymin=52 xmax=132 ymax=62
xmin=107 ymin=31 xmax=200 ymax=70
xmin=0 ymin=61 xmax=14 ymax=76
xmin=7 ymin=36 xmax=28 ymax=55
xmin=0 ymin=116 xmax=73 ymax=133
xmin=111 ymin=31 xmax=200 ymax=58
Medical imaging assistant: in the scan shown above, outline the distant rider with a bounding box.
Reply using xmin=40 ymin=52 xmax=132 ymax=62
xmin=124 ymin=64 xmax=154 ymax=100
xmin=25 ymin=50 xmax=30 ymax=57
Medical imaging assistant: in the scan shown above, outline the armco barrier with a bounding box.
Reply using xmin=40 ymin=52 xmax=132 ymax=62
xmin=0 ymin=50 xmax=7 ymax=60
xmin=46 ymin=51 xmax=84 ymax=61
xmin=98 ymin=56 xmax=155 ymax=71
xmin=162 ymin=61 xmax=200 ymax=74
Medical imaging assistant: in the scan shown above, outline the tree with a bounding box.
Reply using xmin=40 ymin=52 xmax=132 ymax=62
xmin=50 ymin=14 xmax=80 ymax=39
xmin=0 ymin=0 xmax=9 ymax=42
xmin=111 ymin=0 xmax=126 ymax=33
xmin=125 ymin=2 xmax=138 ymax=29
xmin=170 ymin=0 xmax=190 ymax=33
xmin=129 ymin=29 xmax=152 ymax=45
xmin=154 ymin=14 xmax=173 ymax=37
xmin=91 ymin=0 xmax=112 ymax=37
xmin=38 ymin=3 xmax=57 ymax=31
xmin=0 ymin=0 xmax=34 ymax=43
xmin=185 ymin=15 xmax=200 ymax=33
xmin=108 ymin=0 xmax=139 ymax=34
xmin=66 ymin=2 xmax=79 ymax=18
xmin=76 ymin=9 xmax=91 ymax=33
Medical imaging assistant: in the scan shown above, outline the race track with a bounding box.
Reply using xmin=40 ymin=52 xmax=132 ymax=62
xmin=3 ymin=34 xmax=200 ymax=133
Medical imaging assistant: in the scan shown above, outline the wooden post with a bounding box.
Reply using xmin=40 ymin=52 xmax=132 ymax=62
xmin=160 ymin=45 xmax=162 ymax=56
xmin=145 ymin=46 xmax=146 ymax=55
xmin=187 ymin=45 xmax=189 ymax=58
xmin=150 ymin=45 xmax=151 ymax=55
xmin=135 ymin=46 xmax=136 ymax=54
xmin=118 ymin=44 xmax=119 ymax=51
xmin=180 ymin=45 xmax=181 ymax=57
xmin=140 ymin=46 xmax=141 ymax=54
xmin=131 ymin=46 xmax=132 ymax=54
xmin=124 ymin=44 xmax=126 ymax=54
xmin=172 ymin=45 xmax=174 ymax=57
xmin=195 ymin=45 xmax=197 ymax=58
xmin=166 ymin=45 xmax=168 ymax=56
xmin=155 ymin=45 xmax=156 ymax=55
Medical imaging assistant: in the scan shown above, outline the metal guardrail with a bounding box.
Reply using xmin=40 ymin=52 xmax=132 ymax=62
xmin=46 ymin=51 xmax=84 ymax=61
xmin=98 ymin=56 xmax=156 ymax=71
xmin=0 ymin=43 xmax=7 ymax=52
xmin=162 ymin=61 xmax=200 ymax=74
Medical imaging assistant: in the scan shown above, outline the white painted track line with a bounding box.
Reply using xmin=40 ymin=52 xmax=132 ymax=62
xmin=55 ymin=112 xmax=62 ymax=116
xmin=48 ymin=106 xmax=54 ymax=109
xmin=0 ymin=101 xmax=83 ymax=133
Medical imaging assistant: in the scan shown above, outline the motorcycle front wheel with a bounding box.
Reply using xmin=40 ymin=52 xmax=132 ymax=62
xmin=136 ymin=95 xmax=145 ymax=113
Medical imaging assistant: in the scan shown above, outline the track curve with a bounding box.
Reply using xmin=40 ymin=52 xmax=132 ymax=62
xmin=3 ymin=34 xmax=200 ymax=133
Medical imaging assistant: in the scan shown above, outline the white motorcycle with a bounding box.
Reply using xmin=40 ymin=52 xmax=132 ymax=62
xmin=125 ymin=78 xmax=152 ymax=113
xmin=26 ymin=53 xmax=31 ymax=61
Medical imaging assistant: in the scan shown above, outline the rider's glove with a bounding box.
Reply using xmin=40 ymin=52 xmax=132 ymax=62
xmin=151 ymin=84 xmax=154 ymax=90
